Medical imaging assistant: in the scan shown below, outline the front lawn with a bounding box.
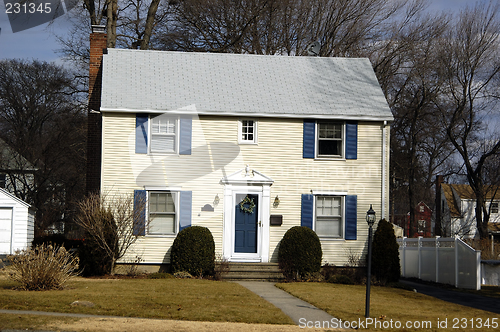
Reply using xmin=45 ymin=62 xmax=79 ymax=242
xmin=0 ymin=276 xmax=293 ymax=325
xmin=277 ymin=282 xmax=500 ymax=331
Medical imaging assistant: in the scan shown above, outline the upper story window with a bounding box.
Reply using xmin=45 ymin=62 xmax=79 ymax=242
xmin=491 ymin=202 xmax=499 ymax=214
xmin=150 ymin=114 xmax=178 ymax=153
xmin=148 ymin=191 xmax=178 ymax=235
xmin=315 ymin=195 xmax=343 ymax=238
xmin=317 ymin=121 xmax=343 ymax=158
xmin=239 ymin=120 xmax=257 ymax=144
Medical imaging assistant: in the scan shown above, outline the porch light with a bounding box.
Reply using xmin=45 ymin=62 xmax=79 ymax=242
xmin=365 ymin=204 xmax=376 ymax=318
xmin=214 ymin=194 xmax=220 ymax=206
xmin=273 ymin=195 xmax=280 ymax=207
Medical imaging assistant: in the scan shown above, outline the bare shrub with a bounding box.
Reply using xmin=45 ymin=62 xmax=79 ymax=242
xmin=214 ymin=254 xmax=230 ymax=281
xmin=7 ymin=244 xmax=79 ymax=290
xmin=76 ymin=192 xmax=147 ymax=275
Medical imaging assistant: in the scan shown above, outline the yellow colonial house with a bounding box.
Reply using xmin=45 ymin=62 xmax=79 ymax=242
xmin=88 ymin=27 xmax=392 ymax=269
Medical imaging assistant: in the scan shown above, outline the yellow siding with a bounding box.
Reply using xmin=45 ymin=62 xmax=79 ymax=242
xmin=102 ymin=113 xmax=388 ymax=265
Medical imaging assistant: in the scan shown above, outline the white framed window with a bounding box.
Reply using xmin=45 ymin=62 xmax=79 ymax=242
xmin=150 ymin=114 xmax=178 ymax=153
xmin=418 ymin=220 xmax=426 ymax=233
xmin=317 ymin=121 xmax=344 ymax=158
xmin=491 ymin=202 xmax=499 ymax=214
xmin=148 ymin=191 xmax=178 ymax=235
xmin=238 ymin=119 xmax=257 ymax=144
xmin=315 ymin=195 xmax=343 ymax=238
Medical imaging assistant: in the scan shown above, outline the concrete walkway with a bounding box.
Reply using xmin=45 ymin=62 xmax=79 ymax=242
xmin=400 ymin=279 xmax=500 ymax=314
xmin=236 ymin=281 xmax=339 ymax=326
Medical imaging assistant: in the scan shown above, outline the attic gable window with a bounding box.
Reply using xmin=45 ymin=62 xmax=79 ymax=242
xmin=150 ymin=114 xmax=177 ymax=153
xmin=239 ymin=119 xmax=257 ymax=144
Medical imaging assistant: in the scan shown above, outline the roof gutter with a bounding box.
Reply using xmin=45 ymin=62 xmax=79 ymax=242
xmin=99 ymin=107 xmax=394 ymax=122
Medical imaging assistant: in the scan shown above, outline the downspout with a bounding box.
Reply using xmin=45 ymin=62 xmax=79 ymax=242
xmin=382 ymin=121 xmax=387 ymax=220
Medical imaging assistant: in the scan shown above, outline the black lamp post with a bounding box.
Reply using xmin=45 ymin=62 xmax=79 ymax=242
xmin=365 ymin=204 xmax=376 ymax=318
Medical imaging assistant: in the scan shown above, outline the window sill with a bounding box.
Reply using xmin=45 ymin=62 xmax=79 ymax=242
xmin=314 ymin=157 xmax=346 ymax=161
xmin=318 ymin=236 xmax=345 ymax=241
xmin=238 ymin=141 xmax=258 ymax=145
xmin=145 ymin=234 xmax=177 ymax=238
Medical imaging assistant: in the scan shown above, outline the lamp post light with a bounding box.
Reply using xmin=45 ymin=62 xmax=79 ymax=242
xmin=365 ymin=204 xmax=376 ymax=318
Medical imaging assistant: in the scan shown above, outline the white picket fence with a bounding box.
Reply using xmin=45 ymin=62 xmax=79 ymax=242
xmin=397 ymin=237 xmax=481 ymax=290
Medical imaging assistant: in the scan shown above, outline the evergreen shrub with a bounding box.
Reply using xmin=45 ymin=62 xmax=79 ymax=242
xmin=170 ymin=226 xmax=215 ymax=277
xmin=371 ymin=219 xmax=401 ymax=284
xmin=278 ymin=226 xmax=322 ymax=280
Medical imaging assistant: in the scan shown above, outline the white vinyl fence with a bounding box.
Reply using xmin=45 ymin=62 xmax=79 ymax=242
xmin=398 ymin=237 xmax=481 ymax=290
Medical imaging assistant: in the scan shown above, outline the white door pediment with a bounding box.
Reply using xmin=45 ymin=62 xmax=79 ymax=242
xmin=220 ymin=165 xmax=274 ymax=186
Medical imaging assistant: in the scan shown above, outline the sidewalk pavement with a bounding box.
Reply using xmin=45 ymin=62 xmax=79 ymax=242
xmin=236 ymin=281 xmax=338 ymax=326
xmin=399 ymin=279 xmax=500 ymax=314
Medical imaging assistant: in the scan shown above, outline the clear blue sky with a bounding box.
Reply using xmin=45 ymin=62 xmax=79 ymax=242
xmin=0 ymin=0 xmax=473 ymax=62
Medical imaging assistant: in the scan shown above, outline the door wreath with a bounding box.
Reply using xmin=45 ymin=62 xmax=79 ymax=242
xmin=239 ymin=195 xmax=255 ymax=214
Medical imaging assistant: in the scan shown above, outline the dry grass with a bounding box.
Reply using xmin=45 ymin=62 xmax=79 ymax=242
xmin=0 ymin=276 xmax=293 ymax=325
xmin=276 ymin=282 xmax=500 ymax=331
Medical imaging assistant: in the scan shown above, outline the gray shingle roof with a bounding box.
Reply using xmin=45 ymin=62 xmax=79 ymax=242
xmin=101 ymin=49 xmax=392 ymax=121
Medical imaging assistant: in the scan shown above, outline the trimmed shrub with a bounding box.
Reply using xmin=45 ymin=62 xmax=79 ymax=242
xmin=371 ymin=219 xmax=401 ymax=284
xmin=7 ymin=244 xmax=79 ymax=290
xmin=278 ymin=226 xmax=322 ymax=280
xmin=170 ymin=226 xmax=215 ymax=277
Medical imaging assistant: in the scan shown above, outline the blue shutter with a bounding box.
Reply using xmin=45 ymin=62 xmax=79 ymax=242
xmin=133 ymin=190 xmax=146 ymax=236
xmin=136 ymin=114 xmax=148 ymax=154
xmin=301 ymin=194 xmax=314 ymax=229
xmin=303 ymin=120 xmax=315 ymax=159
xmin=179 ymin=116 xmax=192 ymax=155
xmin=345 ymin=121 xmax=358 ymax=160
xmin=179 ymin=191 xmax=192 ymax=231
xmin=345 ymin=195 xmax=357 ymax=240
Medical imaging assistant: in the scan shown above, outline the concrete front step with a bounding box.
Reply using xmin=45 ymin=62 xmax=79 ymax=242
xmin=220 ymin=263 xmax=285 ymax=281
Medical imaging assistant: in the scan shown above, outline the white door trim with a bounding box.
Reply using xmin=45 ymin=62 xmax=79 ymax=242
xmin=222 ymin=184 xmax=271 ymax=262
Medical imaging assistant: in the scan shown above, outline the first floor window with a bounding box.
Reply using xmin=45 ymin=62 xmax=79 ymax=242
xmin=492 ymin=202 xmax=499 ymax=214
xmin=149 ymin=192 xmax=177 ymax=235
xmin=315 ymin=196 xmax=343 ymax=237
xmin=418 ymin=220 xmax=426 ymax=233
xmin=150 ymin=114 xmax=177 ymax=153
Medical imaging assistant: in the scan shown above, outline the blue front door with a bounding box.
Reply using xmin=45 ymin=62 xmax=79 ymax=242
xmin=234 ymin=194 xmax=258 ymax=253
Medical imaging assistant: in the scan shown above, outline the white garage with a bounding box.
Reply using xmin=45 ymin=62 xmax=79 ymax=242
xmin=0 ymin=188 xmax=34 ymax=255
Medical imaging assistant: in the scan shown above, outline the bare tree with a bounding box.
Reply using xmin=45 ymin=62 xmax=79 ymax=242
xmin=76 ymin=192 xmax=147 ymax=274
xmin=0 ymin=59 xmax=86 ymax=236
xmin=436 ymin=1 xmax=500 ymax=239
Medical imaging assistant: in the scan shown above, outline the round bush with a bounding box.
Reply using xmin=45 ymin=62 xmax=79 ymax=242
xmin=371 ymin=219 xmax=401 ymax=284
xmin=170 ymin=226 xmax=215 ymax=277
xmin=278 ymin=226 xmax=322 ymax=280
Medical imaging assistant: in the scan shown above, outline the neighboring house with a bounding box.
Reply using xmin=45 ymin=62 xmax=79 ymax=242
xmin=437 ymin=183 xmax=500 ymax=239
xmin=0 ymin=138 xmax=36 ymax=202
xmin=393 ymin=202 xmax=433 ymax=238
xmin=88 ymin=27 xmax=392 ymax=268
xmin=0 ymin=188 xmax=35 ymax=255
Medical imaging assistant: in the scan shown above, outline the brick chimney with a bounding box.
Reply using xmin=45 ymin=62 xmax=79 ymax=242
xmin=86 ymin=25 xmax=107 ymax=195
xmin=435 ymin=175 xmax=444 ymax=236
